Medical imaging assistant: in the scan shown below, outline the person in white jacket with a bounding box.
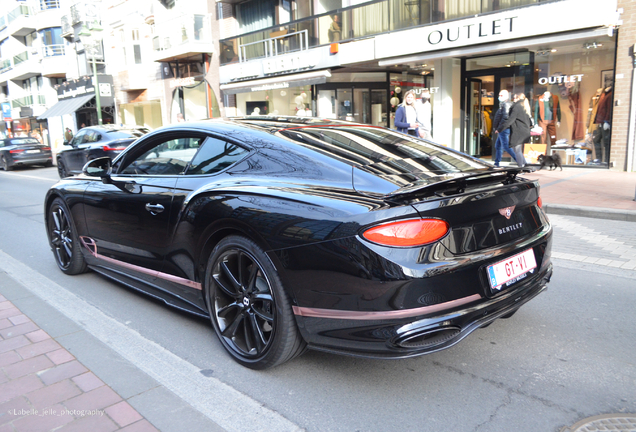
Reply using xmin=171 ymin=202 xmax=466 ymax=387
xmin=416 ymin=90 xmax=432 ymax=140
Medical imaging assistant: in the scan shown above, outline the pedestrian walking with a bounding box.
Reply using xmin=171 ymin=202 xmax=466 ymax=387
xmin=491 ymin=89 xmax=517 ymax=167
xmin=496 ymin=92 xmax=531 ymax=167
xmin=394 ymin=89 xmax=419 ymax=136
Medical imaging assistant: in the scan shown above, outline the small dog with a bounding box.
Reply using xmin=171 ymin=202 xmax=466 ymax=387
xmin=537 ymin=153 xmax=563 ymax=171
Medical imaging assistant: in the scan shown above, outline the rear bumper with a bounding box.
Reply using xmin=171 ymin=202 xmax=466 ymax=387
xmin=11 ymin=155 xmax=52 ymax=166
xmin=296 ymin=264 xmax=551 ymax=359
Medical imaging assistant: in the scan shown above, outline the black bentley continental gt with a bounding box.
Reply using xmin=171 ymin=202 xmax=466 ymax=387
xmin=44 ymin=117 xmax=553 ymax=369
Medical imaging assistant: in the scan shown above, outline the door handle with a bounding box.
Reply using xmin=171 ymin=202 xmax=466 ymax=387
xmin=145 ymin=203 xmax=164 ymax=214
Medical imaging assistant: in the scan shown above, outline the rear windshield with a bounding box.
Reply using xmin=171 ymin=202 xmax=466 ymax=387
xmin=277 ymin=125 xmax=487 ymax=176
xmin=7 ymin=139 xmax=40 ymax=145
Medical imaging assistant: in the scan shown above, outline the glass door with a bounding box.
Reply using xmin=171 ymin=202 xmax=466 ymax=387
xmin=464 ymin=78 xmax=482 ymax=157
xmin=337 ymin=89 xmax=353 ymax=121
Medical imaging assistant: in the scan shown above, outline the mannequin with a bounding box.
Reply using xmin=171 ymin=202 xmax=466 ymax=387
xmin=593 ymin=85 xmax=613 ymax=162
xmin=534 ymin=90 xmax=561 ymax=147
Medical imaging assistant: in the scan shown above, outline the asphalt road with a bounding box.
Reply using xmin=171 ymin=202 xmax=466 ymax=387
xmin=1 ymin=166 xmax=635 ymax=432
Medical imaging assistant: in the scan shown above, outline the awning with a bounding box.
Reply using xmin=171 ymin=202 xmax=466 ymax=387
xmin=37 ymin=94 xmax=95 ymax=120
xmin=220 ymin=70 xmax=331 ymax=95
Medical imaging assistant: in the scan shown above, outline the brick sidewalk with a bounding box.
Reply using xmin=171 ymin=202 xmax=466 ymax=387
xmin=0 ymin=295 xmax=159 ymax=432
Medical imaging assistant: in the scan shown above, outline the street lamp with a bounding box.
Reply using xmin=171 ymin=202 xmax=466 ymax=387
xmin=78 ymin=22 xmax=104 ymax=125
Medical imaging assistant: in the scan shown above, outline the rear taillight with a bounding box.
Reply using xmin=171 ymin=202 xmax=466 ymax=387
xmin=42 ymin=147 xmax=51 ymax=151
xmin=103 ymin=145 xmax=127 ymax=151
xmin=362 ymin=219 xmax=449 ymax=247
xmin=537 ymin=197 xmax=543 ymax=208
xmin=9 ymin=149 xmax=25 ymax=153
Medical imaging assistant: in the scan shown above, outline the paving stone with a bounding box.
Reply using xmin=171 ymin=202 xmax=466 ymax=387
xmin=46 ymin=348 xmax=75 ymax=365
xmin=105 ymin=401 xmax=143 ymax=428
xmin=72 ymin=372 xmax=105 ymax=393
xmin=38 ymin=360 xmax=88 ymax=386
xmin=0 ymin=335 xmax=31 ymax=355
xmin=64 ymin=386 xmax=122 ymax=412
xmin=11 ymin=402 xmax=74 ymax=432
xmin=0 ymin=351 xmax=21 ymax=368
xmin=56 ymin=414 xmax=119 ymax=432
xmin=7 ymin=315 xmax=30 ymax=326
xmin=119 ymin=420 xmax=160 ymax=432
xmin=25 ymin=329 xmax=51 ymax=343
xmin=0 ymin=374 xmax=44 ymax=404
xmin=15 ymin=338 xmax=61 ymax=359
xmin=26 ymin=379 xmax=83 ymax=410
xmin=3 ymin=355 xmax=54 ymax=380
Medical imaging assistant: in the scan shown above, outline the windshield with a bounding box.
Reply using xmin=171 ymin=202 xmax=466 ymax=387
xmin=8 ymin=139 xmax=40 ymax=145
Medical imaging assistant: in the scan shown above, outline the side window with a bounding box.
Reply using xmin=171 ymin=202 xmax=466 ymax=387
xmin=186 ymin=137 xmax=249 ymax=175
xmin=70 ymin=131 xmax=86 ymax=146
xmin=83 ymin=132 xmax=97 ymax=143
xmin=119 ymin=136 xmax=204 ymax=175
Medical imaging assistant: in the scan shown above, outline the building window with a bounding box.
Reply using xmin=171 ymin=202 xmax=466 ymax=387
xmin=133 ymin=45 xmax=142 ymax=64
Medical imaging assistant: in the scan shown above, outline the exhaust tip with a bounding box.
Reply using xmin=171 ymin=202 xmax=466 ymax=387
xmin=396 ymin=327 xmax=461 ymax=349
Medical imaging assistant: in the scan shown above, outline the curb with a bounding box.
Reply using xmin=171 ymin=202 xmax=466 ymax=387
xmin=544 ymin=203 xmax=636 ymax=222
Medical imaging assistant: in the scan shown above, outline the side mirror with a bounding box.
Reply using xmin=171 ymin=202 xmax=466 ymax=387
xmin=82 ymin=157 xmax=112 ymax=181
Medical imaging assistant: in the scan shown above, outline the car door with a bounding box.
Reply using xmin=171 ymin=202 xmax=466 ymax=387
xmin=63 ymin=129 xmax=92 ymax=172
xmin=155 ymin=134 xmax=251 ymax=310
xmin=81 ymin=132 xmax=206 ymax=289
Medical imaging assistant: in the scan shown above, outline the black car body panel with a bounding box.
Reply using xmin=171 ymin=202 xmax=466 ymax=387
xmin=0 ymin=138 xmax=52 ymax=170
xmin=45 ymin=117 xmax=553 ymax=365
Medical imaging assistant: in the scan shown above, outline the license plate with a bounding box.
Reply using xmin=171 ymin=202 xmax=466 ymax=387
xmin=487 ymin=248 xmax=537 ymax=292
xmin=26 ymin=149 xmax=40 ymax=153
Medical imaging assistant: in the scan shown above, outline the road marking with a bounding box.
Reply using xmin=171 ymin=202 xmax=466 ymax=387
xmin=549 ymin=214 xmax=636 ymax=270
xmin=0 ymin=170 xmax=59 ymax=182
xmin=0 ymin=249 xmax=302 ymax=432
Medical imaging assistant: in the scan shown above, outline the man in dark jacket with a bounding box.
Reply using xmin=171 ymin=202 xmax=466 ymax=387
xmin=497 ymin=92 xmax=531 ymax=167
xmin=491 ymin=90 xmax=517 ymax=167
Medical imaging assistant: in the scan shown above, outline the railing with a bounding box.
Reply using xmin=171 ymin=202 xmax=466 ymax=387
xmin=40 ymin=0 xmax=61 ymax=10
xmin=70 ymin=2 xmax=100 ymax=26
xmin=220 ymin=0 xmax=544 ymax=65
xmin=0 ymin=59 xmax=11 ymax=74
xmin=7 ymin=4 xmax=31 ymax=24
xmin=11 ymin=94 xmax=46 ymax=108
xmin=42 ymin=44 xmax=65 ymax=57
xmin=239 ymin=30 xmax=309 ymax=62
xmin=13 ymin=51 xmax=30 ymax=66
xmin=61 ymin=15 xmax=72 ymax=35
xmin=152 ymin=13 xmax=211 ymax=52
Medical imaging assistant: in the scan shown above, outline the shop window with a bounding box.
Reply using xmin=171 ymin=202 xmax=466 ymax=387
xmin=390 ymin=0 xmax=431 ymax=31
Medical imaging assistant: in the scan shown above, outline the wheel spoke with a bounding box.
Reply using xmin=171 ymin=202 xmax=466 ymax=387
xmin=247 ymin=313 xmax=267 ymax=351
xmin=221 ymin=310 xmax=245 ymax=339
xmin=52 ymin=209 xmax=62 ymax=232
xmin=220 ymin=259 xmax=241 ymax=292
xmin=217 ymin=301 xmax=241 ymax=318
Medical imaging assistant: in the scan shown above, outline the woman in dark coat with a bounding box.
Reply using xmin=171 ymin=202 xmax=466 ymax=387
xmin=496 ymin=92 xmax=531 ymax=167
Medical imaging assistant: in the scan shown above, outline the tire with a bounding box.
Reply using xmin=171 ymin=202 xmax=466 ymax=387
xmin=46 ymin=198 xmax=88 ymax=275
xmin=2 ymin=155 xmax=13 ymax=171
xmin=205 ymin=236 xmax=306 ymax=369
xmin=57 ymin=159 xmax=69 ymax=178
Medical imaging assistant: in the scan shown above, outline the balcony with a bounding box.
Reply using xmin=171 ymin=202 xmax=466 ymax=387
xmin=70 ymin=2 xmax=100 ymax=26
xmin=41 ymin=44 xmax=66 ymax=78
xmin=117 ymin=67 xmax=151 ymax=91
xmin=61 ymin=15 xmax=72 ymax=37
xmin=11 ymin=94 xmax=46 ymax=109
xmin=152 ymin=13 xmax=215 ymax=63
xmin=7 ymin=4 xmax=35 ymax=37
xmin=6 ymin=50 xmax=41 ymax=81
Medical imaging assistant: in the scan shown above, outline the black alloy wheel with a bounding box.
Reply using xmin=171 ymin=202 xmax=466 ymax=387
xmin=1 ymin=155 xmax=12 ymax=171
xmin=47 ymin=198 xmax=88 ymax=275
xmin=57 ymin=160 xmax=68 ymax=178
xmin=205 ymin=236 xmax=306 ymax=369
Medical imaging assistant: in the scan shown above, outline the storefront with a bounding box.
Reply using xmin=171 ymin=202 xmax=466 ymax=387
xmin=219 ymin=0 xmax=621 ymax=167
